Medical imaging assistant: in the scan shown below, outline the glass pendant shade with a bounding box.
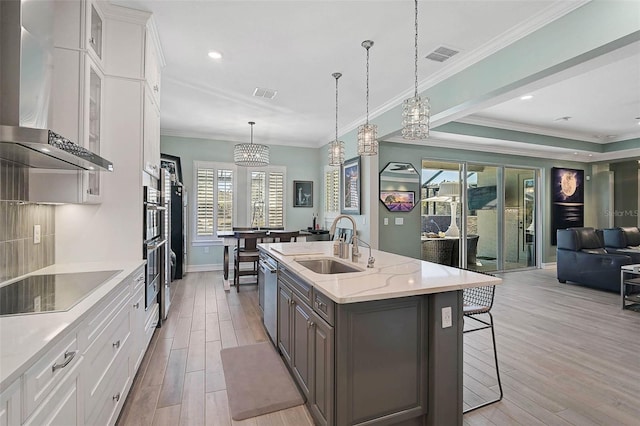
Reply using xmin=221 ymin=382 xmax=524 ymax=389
xmin=357 ymin=123 xmax=378 ymax=155
xmin=358 ymin=40 xmax=378 ymax=156
xmin=402 ymin=0 xmax=430 ymax=140
xmin=328 ymin=139 xmax=344 ymax=166
xmin=401 ymin=95 xmax=430 ymax=139
xmin=328 ymin=72 xmax=345 ymax=166
xmin=234 ymin=121 xmax=269 ymax=167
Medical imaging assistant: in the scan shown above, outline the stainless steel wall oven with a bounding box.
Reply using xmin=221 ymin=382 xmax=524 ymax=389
xmin=143 ymin=186 xmax=166 ymax=309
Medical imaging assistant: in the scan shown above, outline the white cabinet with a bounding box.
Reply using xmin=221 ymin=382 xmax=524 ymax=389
xmin=143 ymin=88 xmax=161 ymax=178
xmin=130 ymin=271 xmax=146 ymax=374
xmin=145 ymin=27 xmax=162 ymax=106
xmin=0 ymin=379 xmax=20 ymax=426
xmin=36 ymin=0 xmax=106 ymax=204
xmin=86 ymin=0 xmax=105 ymax=67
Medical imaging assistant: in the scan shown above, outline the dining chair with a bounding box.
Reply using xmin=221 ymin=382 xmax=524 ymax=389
xmin=233 ymin=231 xmax=267 ymax=292
xmin=462 ymin=283 xmax=503 ymax=413
xmin=269 ymin=230 xmax=299 ymax=242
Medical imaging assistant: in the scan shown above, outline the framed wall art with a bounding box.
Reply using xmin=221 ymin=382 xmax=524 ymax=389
xmin=551 ymin=167 xmax=584 ymax=245
xmin=293 ymin=180 xmax=313 ymax=207
xmin=341 ymin=156 xmax=361 ymax=214
xmin=380 ymin=191 xmax=415 ymax=212
xmin=160 ymin=154 xmax=183 ymax=183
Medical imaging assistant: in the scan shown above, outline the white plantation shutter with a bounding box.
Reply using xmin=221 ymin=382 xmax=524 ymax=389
xmin=195 ymin=163 xmax=235 ymax=241
xmin=217 ymin=170 xmax=233 ymax=232
xmin=196 ymin=168 xmax=215 ymax=236
xmin=325 ymin=169 xmax=339 ymax=212
xmin=268 ymin=172 xmax=284 ymax=227
xmin=249 ymin=168 xmax=285 ymax=227
xmin=250 ymin=171 xmax=266 ymax=228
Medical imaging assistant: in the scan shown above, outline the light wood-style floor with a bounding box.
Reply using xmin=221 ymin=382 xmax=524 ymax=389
xmin=117 ymin=267 xmax=640 ymax=426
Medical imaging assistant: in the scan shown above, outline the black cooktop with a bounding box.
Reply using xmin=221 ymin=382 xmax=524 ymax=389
xmin=0 ymin=270 xmax=122 ymax=316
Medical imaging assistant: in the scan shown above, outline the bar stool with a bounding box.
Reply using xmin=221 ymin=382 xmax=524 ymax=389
xmin=463 ymin=283 xmax=503 ymax=413
xmin=233 ymin=231 xmax=267 ymax=292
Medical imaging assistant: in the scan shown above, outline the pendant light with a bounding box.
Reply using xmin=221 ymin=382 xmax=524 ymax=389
xmin=357 ymin=40 xmax=378 ymax=156
xmin=328 ymin=72 xmax=345 ymax=166
xmin=234 ymin=121 xmax=270 ymax=167
xmin=402 ymin=0 xmax=430 ymax=140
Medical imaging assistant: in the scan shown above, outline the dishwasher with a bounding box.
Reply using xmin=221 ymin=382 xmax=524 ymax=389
xmin=258 ymin=253 xmax=278 ymax=345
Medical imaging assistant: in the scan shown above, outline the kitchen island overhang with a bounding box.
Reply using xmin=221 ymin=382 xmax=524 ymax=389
xmin=258 ymin=241 xmax=501 ymax=426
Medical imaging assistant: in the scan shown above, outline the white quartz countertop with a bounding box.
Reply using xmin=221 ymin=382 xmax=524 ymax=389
xmin=259 ymin=241 xmax=501 ymax=304
xmin=0 ymin=260 xmax=145 ymax=391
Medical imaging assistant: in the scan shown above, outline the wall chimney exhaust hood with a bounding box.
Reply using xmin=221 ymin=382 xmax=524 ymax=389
xmin=0 ymin=0 xmax=113 ymax=172
xmin=0 ymin=126 xmax=114 ymax=171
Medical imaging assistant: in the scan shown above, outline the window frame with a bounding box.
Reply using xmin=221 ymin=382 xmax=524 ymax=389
xmin=246 ymin=165 xmax=287 ymax=228
xmin=192 ymin=160 xmax=238 ymax=246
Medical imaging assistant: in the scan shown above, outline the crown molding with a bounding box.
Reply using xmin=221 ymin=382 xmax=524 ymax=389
xmin=102 ymin=2 xmax=152 ymax=25
xmin=160 ymin=128 xmax=320 ymax=149
xmin=385 ymin=131 xmax=638 ymax=163
xmin=331 ymin=0 xmax=590 ymax=142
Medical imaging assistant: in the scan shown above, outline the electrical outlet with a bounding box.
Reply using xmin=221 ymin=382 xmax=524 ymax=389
xmin=204 ymin=246 xmax=209 ymax=254
xmin=33 ymin=225 xmax=41 ymax=244
xmin=441 ymin=306 xmax=452 ymax=328
xmin=384 ymin=218 xmax=389 ymax=225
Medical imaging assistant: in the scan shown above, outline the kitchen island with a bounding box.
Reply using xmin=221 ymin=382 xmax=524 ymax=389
xmin=258 ymin=241 xmax=500 ymax=426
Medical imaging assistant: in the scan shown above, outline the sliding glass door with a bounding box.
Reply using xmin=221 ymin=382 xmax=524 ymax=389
xmin=420 ymin=160 xmax=538 ymax=272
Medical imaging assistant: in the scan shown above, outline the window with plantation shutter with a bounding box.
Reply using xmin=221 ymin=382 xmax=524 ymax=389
xmin=249 ymin=166 xmax=286 ymax=227
xmin=194 ymin=161 xmax=235 ymax=243
xmin=325 ymin=168 xmax=340 ymax=212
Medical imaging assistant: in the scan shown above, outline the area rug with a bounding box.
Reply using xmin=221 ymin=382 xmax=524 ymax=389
xmin=220 ymin=342 xmax=304 ymax=420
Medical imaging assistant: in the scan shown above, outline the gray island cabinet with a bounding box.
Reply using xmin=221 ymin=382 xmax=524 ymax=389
xmin=261 ymin=241 xmax=500 ymax=426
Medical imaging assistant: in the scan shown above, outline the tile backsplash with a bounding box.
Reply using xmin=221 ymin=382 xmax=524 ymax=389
xmin=0 ymin=161 xmax=55 ymax=282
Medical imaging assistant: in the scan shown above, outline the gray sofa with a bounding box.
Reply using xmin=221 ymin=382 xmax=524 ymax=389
xmin=603 ymin=226 xmax=640 ymax=263
xmin=557 ymin=227 xmax=632 ymax=292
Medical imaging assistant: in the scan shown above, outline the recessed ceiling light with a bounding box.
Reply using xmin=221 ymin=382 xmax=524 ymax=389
xmin=520 ymin=95 xmax=533 ymax=100
xmin=208 ymin=51 xmax=222 ymax=59
xmin=41 ymin=148 xmax=50 ymax=152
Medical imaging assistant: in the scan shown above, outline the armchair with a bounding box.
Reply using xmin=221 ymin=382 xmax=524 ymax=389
xmin=557 ymin=227 xmax=632 ymax=292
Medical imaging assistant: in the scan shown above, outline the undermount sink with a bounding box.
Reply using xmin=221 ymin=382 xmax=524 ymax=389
xmin=295 ymin=258 xmax=363 ymax=274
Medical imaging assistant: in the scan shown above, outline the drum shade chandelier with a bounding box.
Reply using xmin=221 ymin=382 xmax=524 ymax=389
xmin=234 ymin=121 xmax=269 ymax=167
xmin=357 ymin=40 xmax=378 ymax=156
xmin=328 ymin=72 xmax=345 ymax=166
xmin=402 ymin=0 xmax=430 ymax=140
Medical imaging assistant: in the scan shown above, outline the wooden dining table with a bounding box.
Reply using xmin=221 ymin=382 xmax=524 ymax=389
xmin=216 ymin=230 xmax=307 ymax=290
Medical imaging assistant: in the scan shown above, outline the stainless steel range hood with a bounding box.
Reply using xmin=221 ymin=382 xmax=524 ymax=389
xmin=0 ymin=126 xmax=114 ymax=171
xmin=0 ymin=0 xmax=113 ymax=172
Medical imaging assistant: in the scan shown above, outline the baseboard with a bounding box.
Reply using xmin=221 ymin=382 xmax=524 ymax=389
xmin=186 ymin=264 xmax=223 ymax=273
xmin=541 ymin=262 xmax=557 ymax=269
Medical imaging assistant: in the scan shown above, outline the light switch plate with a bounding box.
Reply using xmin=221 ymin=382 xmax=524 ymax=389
xmin=442 ymin=307 xmax=452 ymax=328
xmin=395 ymin=218 xmax=404 ymax=225
xmin=34 ymin=225 xmax=41 ymax=244
xmin=384 ymin=218 xmax=389 ymax=225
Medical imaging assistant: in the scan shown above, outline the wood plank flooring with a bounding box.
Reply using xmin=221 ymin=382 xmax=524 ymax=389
xmin=117 ymin=267 xmax=640 ymax=426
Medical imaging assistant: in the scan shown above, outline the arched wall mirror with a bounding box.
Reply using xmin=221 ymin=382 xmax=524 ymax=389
xmin=379 ymin=162 xmax=420 ymax=212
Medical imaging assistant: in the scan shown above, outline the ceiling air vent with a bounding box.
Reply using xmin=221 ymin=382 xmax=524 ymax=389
xmin=426 ymin=46 xmax=459 ymax=63
xmin=253 ymin=87 xmax=278 ymax=99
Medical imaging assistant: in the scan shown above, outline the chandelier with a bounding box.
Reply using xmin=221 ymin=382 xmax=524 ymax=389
xmin=234 ymin=121 xmax=269 ymax=167
xmin=357 ymin=40 xmax=378 ymax=156
xmin=328 ymin=72 xmax=345 ymax=166
xmin=401 ymin=0 xmax=430 ymax=140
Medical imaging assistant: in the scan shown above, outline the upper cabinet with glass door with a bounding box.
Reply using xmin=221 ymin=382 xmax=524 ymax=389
xmin=84 ymin=59 xmax=104 ymax=203
xmin=87 ymin=1 xmax=104 ymax=67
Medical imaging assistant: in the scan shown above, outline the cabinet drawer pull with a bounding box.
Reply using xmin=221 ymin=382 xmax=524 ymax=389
xmin=51 ymin=350 xmax=77 ymax=373
xmin=308 ymin=321 xmax=315 ymax=329
xmin=113 ymin=340 xmax=121 ymax=349
xmin=133 ymin=302 xmax=140 ymax=309
xmin=113 ymin=393 xmax=121 ymax=402
xmin=153 ymin=85 xmax=159 ymax=92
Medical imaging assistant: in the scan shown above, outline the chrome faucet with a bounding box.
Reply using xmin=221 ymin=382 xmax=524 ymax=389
xmin=353 ymin=236 xmax=375 ymax=268
xmin=329 ymin=215 xmax=359 ymax=262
